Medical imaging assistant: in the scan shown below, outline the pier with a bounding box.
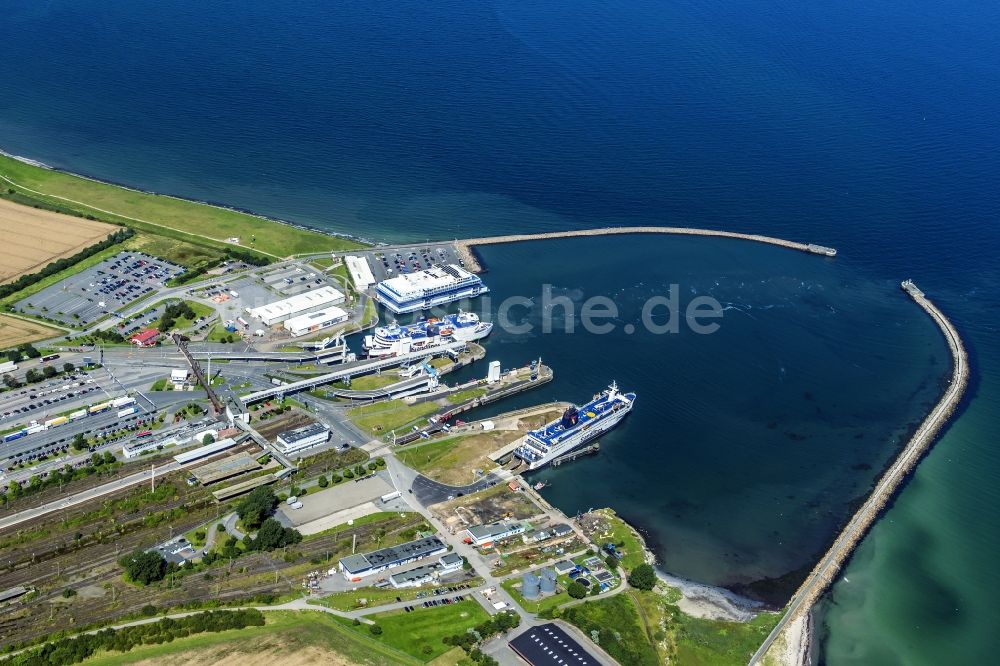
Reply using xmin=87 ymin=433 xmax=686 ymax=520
xmin=750 ymin=280 xmax=969 ymax=665
xmin=551 ymin=442 xmax=600 ymax=467
xmin=452 ymin=227 xmax=837 ymax=272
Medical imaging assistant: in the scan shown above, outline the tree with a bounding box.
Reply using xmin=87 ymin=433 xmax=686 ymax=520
xmin=627 ymin=563 xmax=656 ymax=591
xmin=2 ymin=373 xmax=20 ymax=388
xmin=369 ymin=623 xmax=383 ymax=636
xmin=63 ymin=362 xmax=75 ymax=373
xmin=202 ymin=433 xmax=215 ymax=445
xmin=72 ymin=433 xmax=87 ymax=450
xmin=19 ymin=344 xmax=41 ymax=359
xmin=317 ymin=475 xmax=329 ymax=488
xmin=235 ymin=486 xmax=277 ymax=530
xmin=120 ymin=550 xmax=167 ymax=585
xmin=251 ymin=518 xmax=302 ymax=551
xmin=604 ymin=554 xmax=620 ymax=570
xmin=567 ymin=581 xmax=588 ymax=599
xmin=25 ymin=368 xmax=42 ymax=384
xmin=5 ymin=349 xmax=22 ymax=364
xmin=42 ymin=365 xmax=58 ymax=378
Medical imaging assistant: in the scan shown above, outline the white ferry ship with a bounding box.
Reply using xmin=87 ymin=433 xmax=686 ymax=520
xmin=514 ymin=382 xmax=636 ymax=470
xmin=374 ymin=264 xmax=488 ymax=314
xmin=363 ymin=311 xmax=493 ymax=358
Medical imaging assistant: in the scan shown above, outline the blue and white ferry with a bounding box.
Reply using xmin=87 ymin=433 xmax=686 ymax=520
xmin=374 ymin=264 xmax=488 ymax=314
xmin=363 ymin=310 xmax=493 ymax=358
xmin=514 ymin=382 xmax=636 ymax=469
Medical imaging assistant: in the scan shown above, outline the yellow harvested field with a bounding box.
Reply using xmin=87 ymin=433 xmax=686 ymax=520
xmin=0 ymin=198 xmax=116 ymax=284
xmin=0 ymin=314 xmax=61 ymax=349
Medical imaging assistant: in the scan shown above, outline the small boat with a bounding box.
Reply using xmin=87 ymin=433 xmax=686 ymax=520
xmin=533 ymin=481 xmax=548 ymax=490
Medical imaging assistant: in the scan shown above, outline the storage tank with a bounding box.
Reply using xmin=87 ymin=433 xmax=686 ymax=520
xmin=521 ymin=573 xmax=541 ymax=600
xmin=539 ymin=568 xmax=557 ymax=594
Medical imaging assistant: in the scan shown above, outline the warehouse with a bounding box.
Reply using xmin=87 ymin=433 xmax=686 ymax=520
xmin=283 ymin=305 xmax=349 ymax=337
xmin=246 ymin=286 xmax=344 ymax=326
xmin=509 ymin=624 xmax=599 ymax=666
xmin=337 ymin=536 xmax=447 ymax=580
xmin=388 ymin=552 xmax=464 ymax=588
xmin=276 ymin=422 xmax=329 ymax=454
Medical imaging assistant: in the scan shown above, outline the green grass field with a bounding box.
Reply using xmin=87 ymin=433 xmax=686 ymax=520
xmin=347 ymin=399 xmax=440 ymax=436
xmin=0 ymin=153 xmax=366 ymax=258
xmin=347 ymin=600 xmax=491 ymax=662
xmin=79 ymin=611 xmax=419 ymax=666
xmin=592 ymin=509 xmax=648 ymax=571
xmin=395 ymin=431 xmax=514 ymax=485
xmin=446 ymin=387 xmax=487 ymax=404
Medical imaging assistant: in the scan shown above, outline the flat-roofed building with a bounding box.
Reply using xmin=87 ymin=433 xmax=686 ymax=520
xmin=464 ymin=521 xmax=526 ymax=548
xmin=509 ymin=624 xmax=600 ymax=666
xmin=345 ymin=255 xmax=375 ymax=290
xmin=337 ymin=536 xmax=447 ymax=580
xmin=247 ymin=286 xmax=345 ymax=325
xmin=276 ymin=422 xmax=329 ymax=454
xmin=283 ymin=306 xmax=349 ymax=337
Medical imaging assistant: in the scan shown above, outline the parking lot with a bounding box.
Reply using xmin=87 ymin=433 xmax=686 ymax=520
xmin=13 ymin=252 xmax=184 ymax=327
xmin=259 ymin=264 xmax=330 ymax=297
xmin=357 ymin=244 xmax=465 ymax=285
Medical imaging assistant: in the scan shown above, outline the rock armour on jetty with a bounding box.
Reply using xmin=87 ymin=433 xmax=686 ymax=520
xmin=453 ymin=227 xmax=825 ymax=272
xmin=751 ymin=281 xmax=968 ymax=665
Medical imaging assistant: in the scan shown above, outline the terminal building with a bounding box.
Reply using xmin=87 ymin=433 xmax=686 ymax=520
xmin=463 ymin=521 xmax=527 ymax=548
xmin=336 ymin=536 xmax=448 ymax=581
xmin=374 ymin=264 xmax=487 ymax=314
xmin=283 ymin=306 xmax=349 ymax=337
xmin=247 ymin=286 xmax=345 ymax=326
xmin=275 ymin=422 xmax=330 ymax=454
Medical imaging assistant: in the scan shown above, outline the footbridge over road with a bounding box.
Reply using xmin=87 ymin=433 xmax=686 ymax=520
xmin=102 ymin=344 xmax=350 ymax=366
xmin=239 ymin=341 xmax=468 ymax=405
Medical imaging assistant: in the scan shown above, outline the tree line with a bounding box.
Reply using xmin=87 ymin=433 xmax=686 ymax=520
xmin=0 ymin=228 xmax=134 ymax=300
xmin=2 ymin=609 xmax=265 ymax=666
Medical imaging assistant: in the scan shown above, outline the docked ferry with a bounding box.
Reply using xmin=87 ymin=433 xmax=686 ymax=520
xmin=363 ymin=311 xmax=493 ymax=358
xmin=514 ymin=382 xmax=636 ymax=470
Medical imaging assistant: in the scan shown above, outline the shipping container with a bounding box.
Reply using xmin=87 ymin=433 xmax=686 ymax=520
xmin=117 ymin=406 xmax=138 ymax=418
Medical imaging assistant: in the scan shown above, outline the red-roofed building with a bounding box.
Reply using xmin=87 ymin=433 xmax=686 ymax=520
xmin=130 ymin=328 xmax=160 ymax=347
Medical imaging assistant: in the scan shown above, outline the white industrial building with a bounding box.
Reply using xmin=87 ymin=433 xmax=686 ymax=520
xmin=246 ymin=286 xmax=345 ymax=326
xmin=487 ymin=360 xmax=501 ymax=384
xmin=276 ymin=422 xmax=330 ymax=454
xmin=283 ymin=305 xmax=349 ymax=337
xmin=170 ymin=368 xmax=188 ymax=387
xmin=464 ymin=521 xmax=526 ymax=547
xmin=345 ymin=255 xmax=375 ymax=290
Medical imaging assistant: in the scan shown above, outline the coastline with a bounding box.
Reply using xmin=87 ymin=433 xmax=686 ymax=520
xmin=0 ymin=149 xmax=375 ymax=249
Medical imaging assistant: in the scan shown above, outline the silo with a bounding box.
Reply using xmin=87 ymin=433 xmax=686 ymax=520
xmin=539 ymin=568 xmax=557 ymax=594
xmin=521 ymin=573 xmax=541 ymax=600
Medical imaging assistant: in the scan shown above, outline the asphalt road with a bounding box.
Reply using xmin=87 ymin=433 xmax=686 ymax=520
xmin=410 ymin=472 xmax=501 ymax=506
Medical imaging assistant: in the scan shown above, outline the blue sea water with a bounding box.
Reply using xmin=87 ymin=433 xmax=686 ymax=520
xmin=2 ymin=0 xmax=1000 ymax=662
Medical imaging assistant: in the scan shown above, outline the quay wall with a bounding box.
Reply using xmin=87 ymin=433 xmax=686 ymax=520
xmin=452 ymin=227 xmax=825 ymax=272
xmin=751 ymin=282 xmax=969 ymax=665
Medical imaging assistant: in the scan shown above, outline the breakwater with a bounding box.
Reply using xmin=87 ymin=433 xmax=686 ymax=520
xmin=453 ymin=227 xmax=835 ymax=272
xmin=750 ymin=280 xmax=969 ymax=665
